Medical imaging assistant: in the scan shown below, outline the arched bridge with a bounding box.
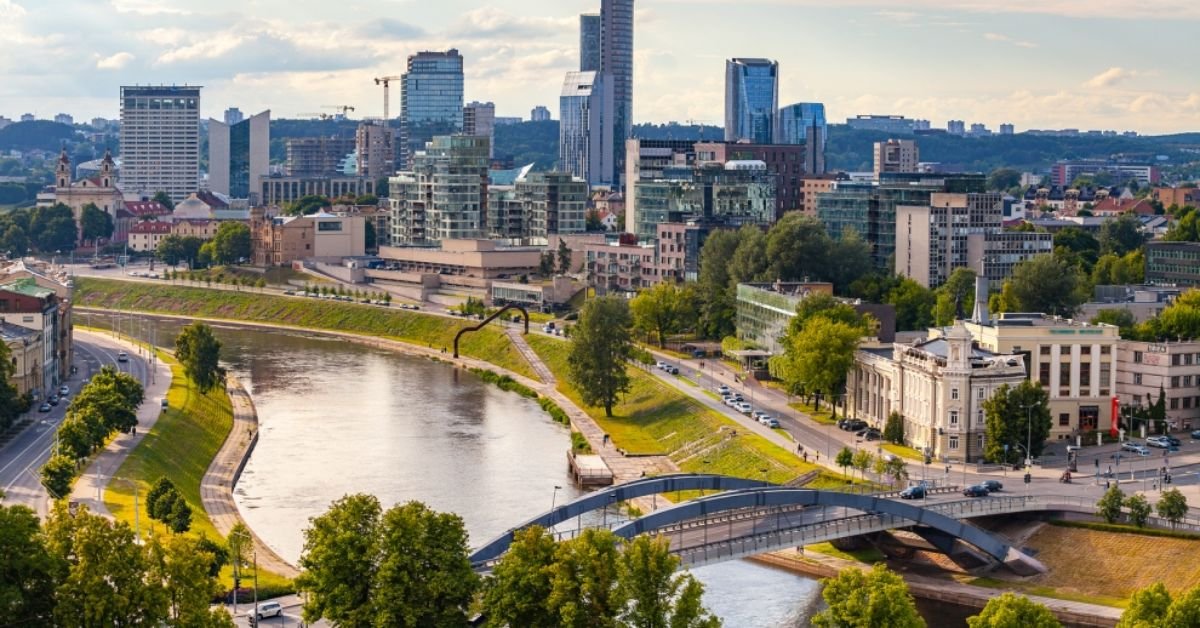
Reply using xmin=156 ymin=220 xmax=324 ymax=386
xmin=470 ymin=474 xmax=1049 ymax=575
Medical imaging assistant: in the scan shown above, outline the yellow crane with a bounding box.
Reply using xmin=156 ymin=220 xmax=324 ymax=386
xmin=373 ymin=76 xmax=402 ymax=128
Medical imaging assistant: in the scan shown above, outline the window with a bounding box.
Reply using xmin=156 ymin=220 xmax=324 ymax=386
xmin=1186 ymin=354 xmax=1194 ymax=366
xmin=1186 ymin=397 xmax=1193 ymax=409
xmin=950 ymin=410 xmax=959 ymax=426
xmin=1187 ymin=376 xmax=1195 ymax=387
xmin=949 ymin=435 xmax=959 ymax=450
xmin=1172 ymin=376 xmax=1181 ymax=388
xmin=1080 ymin=366 xmax=1091 ymax=388
xmin=1039 ymin=363 xmax=1051 ymax=386
xmin=1170 ymin=398 xmax=1179 ymax=410
xmin=1059 ymin=413 xmax=1070 ymax=426
xmin=1040 ymin=346 xmax=1052 ymax=356
xmin=1173 ymin=354 xmax=1182 ymax=366
xmin=1100 ymin=363 xmax=1111 ymax=395
xmin=1134 ymin=373 xmax=1143 ymax=385
xmin=977 ymin=408 xmax=984 ymax=425
xmin=1134 ymin=351 xmax=1144 ymax=363
xmin=1101 ymin=345 xmax=1111 ymax=355
xmin=1060 ymin=362 xmax=1071 ymax=394
xmin=951 ymin=388 xmax=959 ymax=400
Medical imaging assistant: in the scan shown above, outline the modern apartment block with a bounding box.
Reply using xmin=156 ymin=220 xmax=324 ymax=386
xmin=580 ymin=14 xmax=601 ymax=72
xmin=1145 ymin=241 xmax=1200 ymax=287
xmin=531 ymin=106 xmax=552 ymax=122
xmin=356 ymin=121 xmax=395 ymax=180
xmin=463 ymin=102 xmax=496 ymax=158
xmin=559 ymin=71 xmax=613 ymax=186
xmin=388 ymin=135 xmax=490 ymax=246
xmin=520 ymin=173 xmax=589 ymax=239
xmin=777 ymin=102 xmax=826 ymax=174
xmin=285 ymin=137 xmax=356 ymax=177
xmin=258 ymin=175 xmax=376 ymax=206
xmin=724 ymin=58 xmax=779 ymax=144
xmin=600 ymin=0 xmax=633 ymax=186
xmin=632 ymin=162 xmax=776 ymax=241
xmin=873 ymin=139 xmax=919 ymax=176
xmin=1117 ymin=340 xmax=1200 ymax=432
xmin=400 ymin=49 xmax=464 ymax=170
xmin=695 ymin=141 xmax=807 ymax=219
xmin=119 ymin=85 xmax=201 ymax=202
xmin=1050 ymin=160 xmax=1161 ymax=187
xmin=208 ymin=109 xmax=269 ymax=200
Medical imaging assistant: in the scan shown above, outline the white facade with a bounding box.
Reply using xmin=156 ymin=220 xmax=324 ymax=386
xmin=119 ymin=85 xmax=201 ymax=203
xmin=1117 ymin=340 xmax=1200 ymax=431
xmin=207 ymin=110 xmax=270 ymax=201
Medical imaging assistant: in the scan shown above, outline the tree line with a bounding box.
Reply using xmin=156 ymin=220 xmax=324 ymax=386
xmin=0 ymin=203 xmax=114 ymax=256
xmin=155 ymin=222 xmax=251 ymax=268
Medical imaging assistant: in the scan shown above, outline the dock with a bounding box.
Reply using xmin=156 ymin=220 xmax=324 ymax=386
xmin=568 ymin=451 xmax=614 ymax=487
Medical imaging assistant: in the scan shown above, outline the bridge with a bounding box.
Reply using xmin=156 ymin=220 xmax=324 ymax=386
xmin=469 ymin=474 xmax=1109 ymax=575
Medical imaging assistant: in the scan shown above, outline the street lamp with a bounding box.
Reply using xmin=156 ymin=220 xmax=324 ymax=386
xmin=1019 ymin=403 xmax=1036 ymax=468
xmin=229 ymin=528 xmax=258 ymax=622
xmin=550 ymin=485 xmax=563 ymax=512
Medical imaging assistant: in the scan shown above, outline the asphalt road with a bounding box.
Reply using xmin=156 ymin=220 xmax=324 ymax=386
xmin=0 ymin=332 xmax=150 ymax=517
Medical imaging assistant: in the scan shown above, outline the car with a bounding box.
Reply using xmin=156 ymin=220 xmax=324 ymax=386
xmin=981 ymin=480 xmax=1003 ymax=492
xmin=1122 ymin=441 xmax=1151 ymax=456
xmin=860 ymin=428 xmax=882 ymax=441
xmin=38 ymin=402 xmax=52 ymax=413
xmin=762 ymin=418 xmax=781 ymax=429
xmin=963 ymin=484 xmax=990 ymax=497
xmin=735 ymin=402 xmax=753 ymax=414
xmin=117 ymin=352 xmax=129 ymax=363
xmin=283 ymin=290 xmax=295 ymax=295
xmin=1165 ymin=435 xmax=1182 ymax=447
xmin=842 ymin=419 xmax=867 ymax=432
xmin=899 ymin=485 xmax=927 ymax=499
xmin=59 ymin=385 xmax=69 ymax=396
xmin=752 ymin=410 xmax=769 ymax=421
xmin=1147 ymin=436 xmax=1172 ymax=449
xmin=47 ymin=395 xmax=59 ymax=406
xmin=723 ymin=397 xmax=738 ymax=407
xmin=717 ymin=385 xmax=731 ymax=395
xmin=667 ymin=366 xmax=680 ymax=375
xmin=1193 ymin=429 xmax=1200 ymax=440
xmin=250 ymin=601 xmax=283 ymax=622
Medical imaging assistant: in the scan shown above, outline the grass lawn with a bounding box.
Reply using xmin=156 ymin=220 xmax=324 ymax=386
xmin=103 ymin=352 xmax=292 ymax=593
xmin=526 ymin=334 xmax=859 ymax=487
xmin=881 ymin=443 xmax=924 ymax=461
xmin=790 ymin=400 xmax=838 ymax=426
xmin=76 ymin=278 xmax=537 ymax=381
xmin=965 ymin=576 xmax=1128 ymax=609
xmin=805 ymin=541 xmax=885 ymax=564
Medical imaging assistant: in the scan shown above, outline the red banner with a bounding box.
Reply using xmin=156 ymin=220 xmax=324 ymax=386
xmin=1111 ymin=396 xmax=1120 ymax=438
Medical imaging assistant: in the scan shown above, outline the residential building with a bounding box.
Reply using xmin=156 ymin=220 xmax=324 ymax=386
xmin=463 ymin=102 xmax=496 ymax=158
xmin=999 ymin=123 xmax=1015 ymax=135
xmin=623 ymin=139 xmax=695 ymax=233
xmin=531 ymin=106 xmax=552 ymax=122
xmin=20 ymin=114 xmax=34 ymax=122
xmin=1050 ymin=160 xmax=1161 ymax=187
xmin=127 ymin=221 xmax=173 ymax=252
xmin=495 ymin=116 xmax=522 ymax=126
xmin=250 ymin=207 xmax=366 ymax=265
xmin=735 ymin=282 xmax=896 ymax=354
xmin=580 ymin=14 xmax=601 ymax=72
xmin=847 ymin=115 xmax=918 ymax=134
xmin=285 ymin=137 xmax=356 ymax=177
xmin=119 ymin=85 xmax=201 ymax=202
xmin=632 ymin=162 xmax=776 ymax=241
xmin=224 ymin=108 xmax=244 ymax=125
xmin=1 ymin=321 xmax=42 ymax=396
xmin=968 ymin=123 xmax=991 ymax=137
xmin=724 ymin=58 xmax=779 ymax=144
xmin=694 ymin=141 xmax=808 ymax=219
xmin=400 ymin=49 xmax=464 ymax=169
xmin=259 ymin=175 xmax=376 ymax=206
xmin=389 ymin=135 xmax=490 ymax=246
xmin=1146 ymin=240 xmax=1200 ymax=287
xmin=848 ymin=321 xmax=1028 ymax=462
xmin=600 ymin=0 xmax=634 ymax=186
xmin=1152 ymin=186 xmax=1199 ymax=209
xmin=585 ymin=234 xmax=656 ymax=295
xmin=0 ymin=278 xmax=62 ymax=395
xmin=777 ymin=102 xmax=826 ymax=173
xmin=947 ymin=120 xmax=966 ymax=135
xmin=518 ymin=173 xmax=589 ymax=238
xmin=1117 ymin=340 xmax=1200 ymax=432
xmin=355 ymin=121 xmax=395 ymax=180
xmin=54 ymin=113 xmax=73 ymax=126
xmin=208 ymin=109 xmax=270 ymax=201
xmin=873 ymin=139 xmax=919 ymax=176
xmin=799 ymin=174 xmax=839 ymax=216
xmin=652 ymin=220 xmax=726 ymax=284
xmin=559 ymin=71 xmax=613 ymax=186
xmin=1 ymin=263 xmax=72 ymax=390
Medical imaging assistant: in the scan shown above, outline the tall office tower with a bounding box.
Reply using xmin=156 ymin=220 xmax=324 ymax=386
xmin=531 ymin=106 xmax=552 ymax=122
xmin=559 ymin=71 xmax=613 ymax=186
xmin=580 ymin=14 xmax=601 ymax=71
xmin=119 ymin=85 xmax=202 ymax=202
xmin=600 ymin=0 xmax=633 ymax=186
xmin=873 ymin=139 xmax=920 ymax=176
xmin=223 ymin=107 xmax=244 ymax=125
xmin=400 ymin=49 xmax=464 ymax=170
xmin=725 ymin=58 xmax=779 ymax=144
xmin=947 ymin=120 xmax=966 ymax=136
xmin=463 ymin=101 xmax=496 ymax=158
xmin=208 ymin=110 xmax=270 ymax=200
xmin=778 ymin=102 xmax=827 ymax=173
xmin=356 ymin=121 xmax=395 ymax=179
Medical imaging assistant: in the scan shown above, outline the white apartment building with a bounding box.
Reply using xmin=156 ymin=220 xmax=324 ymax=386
xmin=119 ymin=85 xmax=201 ymax=203
xmin=1116 ymin=340 xmax=1200 ymax=432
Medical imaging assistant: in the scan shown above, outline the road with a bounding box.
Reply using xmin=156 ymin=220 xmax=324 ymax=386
xmin=213 ymin=594 xmax=329 ymax=628
xmin=0 ymin=331 xmax=152 ymax=517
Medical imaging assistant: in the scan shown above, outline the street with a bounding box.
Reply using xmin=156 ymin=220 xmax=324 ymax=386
xmin=214 ymin=595 xmax=328 ymax=628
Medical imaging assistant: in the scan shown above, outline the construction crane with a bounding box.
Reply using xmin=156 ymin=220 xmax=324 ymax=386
xmin=373 ymin=76 xmax=402 ymax=128
xmin=321 ymin=105 xmax=356 ymax=119
xmin=295 ymin=112 xmax=333 ymax=120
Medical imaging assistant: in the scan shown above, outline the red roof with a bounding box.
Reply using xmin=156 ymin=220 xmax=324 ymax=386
xmin=1091 ymin=197 xmax=1155 ymax=215
xmin=130 ymin=221 xmax=172 ymax=235
xmin=124 ymin=201 xmax=167 ymax=217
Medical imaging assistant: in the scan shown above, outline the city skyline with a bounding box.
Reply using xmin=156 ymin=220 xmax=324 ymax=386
xmin=0 ymin=0 xmax=1197 ymax=134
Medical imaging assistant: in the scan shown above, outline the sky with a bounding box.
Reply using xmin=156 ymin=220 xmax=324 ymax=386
xmin=1 ymin=0 xmax=1197 ymax=134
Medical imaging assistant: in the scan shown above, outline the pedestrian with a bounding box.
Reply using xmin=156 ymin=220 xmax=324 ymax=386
xmin=803 ymin=452 xmax=808 ymax=462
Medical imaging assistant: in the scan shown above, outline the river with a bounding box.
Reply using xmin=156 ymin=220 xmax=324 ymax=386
xmin=95 ymin=316 xmax=819 ymax=626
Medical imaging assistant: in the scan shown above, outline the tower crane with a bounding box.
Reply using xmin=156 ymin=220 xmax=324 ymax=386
xmin=321 ymin=105 xmax=356 ymax=119
xmin=373 ymin=76 xmax=402 ymax=128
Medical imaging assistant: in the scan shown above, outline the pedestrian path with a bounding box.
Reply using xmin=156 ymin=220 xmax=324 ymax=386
xmin=506 ymin=327 xmax=556 ymax=385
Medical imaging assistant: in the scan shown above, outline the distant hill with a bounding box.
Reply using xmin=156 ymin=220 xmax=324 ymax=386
xmin=0 ymin=121 xmax=76 ymax=151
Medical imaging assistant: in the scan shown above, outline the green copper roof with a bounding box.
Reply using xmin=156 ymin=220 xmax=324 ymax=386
xmin=0 ymin=277 xmax=54 ymax=299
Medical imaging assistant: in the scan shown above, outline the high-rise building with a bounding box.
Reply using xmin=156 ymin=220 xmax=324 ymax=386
xmin=519 ymin=172 xmax=589 ymax=238
xmin=947 ymin=120 xmax=966 ymax=135
xmin=531 ymin=106 xmax=552 ymax=122
xmin=208 ymin=110 xmax=270 ymax=200
xmin=873 ymin=139 xmax=919 ymax=176
xmin=356 ymin=121 xmax=395 ymax=180
xmin=777 ymin=102 xmax=827 ymax=174
xmin=632 ymin=162 xmax=775 ymax=241
xmin=285 ymin=137 xmax=357 ymax=177
xmin=580 ymin=14 xmax=601 ymax=72
xmin=600 ymin=0 xmax=633 ymax=186
xmin=999 ymin=123 xmax=1015 ymax=136
xmin=724 ymin=58 xmax=779 ymax=144
xmin=224 ymin=107 xmax=244 ymax=125
xmin=846 ymin=115 xmax=916 ymax=134
xmin=463 ymin=101 xmax=496 ymax=158
xmin=389 ymin=135 xmax=490 ymax=246
xmin=119 ymin=85 xmax=202 ymax=202
xmin=400 ymin=49 xmax=464 ymax=170
xmin=559 ymin=71 xmax=613 ymax=186
xmin=695 ymin=141 xmax=807 ymax=220
xmin=53 ymin=113 xmax=73 ymax=126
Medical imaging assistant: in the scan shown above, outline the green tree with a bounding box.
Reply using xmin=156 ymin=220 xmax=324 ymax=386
xmin=156 ymin=235 xmax=187 ymax=266
xmin=372 ymin=501 xmax=479 ymax=627
xmin=29 ymin=203 xmax=77 ymax=252
xmin=56 ymin=416 xmax=93 ymax=459
xmin=630 ymin=282 xmax=697 ymax=348
xmin=1097 ymin=484 xmax=1126 ymax=524
xmin=1118 ymin=582 xmax=1172 ymax=628
xmin=40 ymin=454 xmax=76 ymax=499
xmin=1125 ymin=494 xmax=1151 ymax=528
xmin=851 ymin=450 xmax=873 ymax=481
xmin=0 ymin=223 xmax=30 ymax=256
xmin=696 ymin=229 xmax=740 ymax=339
xmin=0 ymin=504 xmax=58 ymax=624
xmin=168 ymin=497 xmax=192 ymax=534
xmin=884 ymin=457 xmax=909 ymax=486
xmin=1052 ymin=227 xmax=1101 ymax=273
xmin=1092 ymin=250 xmax=1145 ymax=285
xmin=884 ymin=411 xmax=905 ymax=445
xmin=617 ymin=534 xmax=720 ymax=628
xmin=211 ymin=222 xmax=251 ymax=265
xmin=935 ymin=268 xmax=977 ymax=321
xmin=147 ymin=534 xmax=234 ymax=627
xmin=835 ymin=447 xmax=854 ymax=476
xmin=1164 ymin=586 xmax=1200 ymax=627
xmin=1006 ymin=254 xmax=1088 ymax=318
xmin=483 ymin=526 xmax=560 ymax=628
xmin=145 ymin=477 xmax=177 ymax=520
xmin=285 ymin=194 xmax=329 ymax=216
xmin=298 ymin=494 xmax=382 ymax=628
xmin=548 ymin=529 xmax=625 ymax=628
xmin=364 ymin=220 xmax=377 ymax=250
xmin=1154 ymin=290 xmax=1200 ymax=340
xmin=568 ymin=297 xmax=633 ymax=417
xmin=828 ymin=229 xmax=875 ymax=294
xmin=764 ymin=213 xmax=834 ymax=283
xmin=79 ymin=202 xmax=114 ymax=243
xmin=175 ymin=322 xmax=222 ymax=393
xmin=1091 ymin=308 xmax=1136 ymax=334
xmin=967 ymin=592 xmax=1061 ymax=628
xmin=0 ymin=340 xmax=24 ymax=431
xmin=586 ymin=209 xmax=604 ymax=232
xmin=1156 ymin=488 xmax=1189 ymax=528
xmin=771 ymin=316 xmax=864 ymax=412
xmin=1098 ymin=212 xmax=1145 ymax=256
xmin=152 ymin=190 xmax=176 ymax=210
xmin=811 ymin=563 xmax=925 ymax=628
xmin=888 ymin=278 xmax=936 ymax=331
xmin=987 ymin=168 xmax=1022 ymax=192
xmin=727 ymin=225 xmax=769 ymax=285
xmin=557 ymin=239 xmax=573 ymax=275
xmin=539 ymin=251 xmax=555 ymax=276
xmin=982 ymin=381 xmax=1051 ymax=464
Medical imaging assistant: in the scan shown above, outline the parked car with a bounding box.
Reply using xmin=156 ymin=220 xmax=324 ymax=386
xmin=47 ymin=395 xmax=59 ymax=406
xmin=117 ymin=352 xmax=128 ymax=362
xmin=1122 ymin=441 xmax=1151 ymax=456
xmin=982 ymin=480 xmax=1003 ymax=492
xmin=723 ymin=397 xmax=738 ymax=407
xmin=667 ymin=366 xmax=679 ymax=375
xmin=763 ymin=418 xmax=780 ymax=428
xmin=736 ymin=402 xmax=753 ymax=415
xmin=250 ymin=601 xmax=283 ymax=622
xmin=859 ymin=428 xmax=882 ymax=441
xmin=1165 ymin=435 xmax=1181 ymax=447
xmin=58 ymin=385 xmax=69 ymax=396
xmin=38 ymin=402 xmax=52 ymax=413
xmin=717 ymin=385 xmax=731 ymax=395
xmin=963 ymin=484 xmax=990 ymax=498
xmin=1192 ymin=429 xmax=1200 ymax=440
xmin=1147 ymin=436 xmax=1172 ymax=449
xmin=752 ymin=411 xmax=769 ymax=421
xmin=899 ymin=485 xmax=926 ymax=499
xmin=841 ymin=419 xmax=867 ymax=432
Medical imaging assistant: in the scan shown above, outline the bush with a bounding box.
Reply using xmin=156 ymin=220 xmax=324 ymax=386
xmin=538 ymin=397 xmax=571 ymax=426
xmin=468 ymin=368 xmax=537 ymax=398
xmin=884 ymin=411 xmax=905 ymax=444
xmin=570 ymin=431 xmax=591 ymax=453
xmin=630 ymin=346 xmax=655 ymax=366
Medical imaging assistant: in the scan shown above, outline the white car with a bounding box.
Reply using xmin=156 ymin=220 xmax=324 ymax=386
xmin=736 ymin=402 xmax=753 ymax=414
xmin=717 ymin=385 xmax=731 ymax=395
xmin=250 ymin=601 xmax=283 ymax=622
xmin=752 ymin=410 xmax=769 ymax=421
xmin=1146 ymin=436 xmax=1172 ymax=449
xmin=761 ymin=417 xmax=780 ymax=428
xmin=723 ymin=397 xmax=738 ymax=407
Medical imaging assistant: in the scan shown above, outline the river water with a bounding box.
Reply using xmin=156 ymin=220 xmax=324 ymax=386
xmin=99 ymin=316 xmax=819 ymax=626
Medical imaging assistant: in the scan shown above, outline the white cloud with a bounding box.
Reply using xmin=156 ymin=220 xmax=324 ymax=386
xmin=109 ymin=0 xmax=190 ymax=15
xmin=96 ymin=51 xmax=134 ymax=69
xmin=651 ymin=0 xmax=1200 ymax=20
xmin=0 ymin=0 xmax=25 ymax=18
xmin=1084 ymin=67 xmax=1136 ymax=88
xmin=983 ymin=32 xmax=1038 ymax=48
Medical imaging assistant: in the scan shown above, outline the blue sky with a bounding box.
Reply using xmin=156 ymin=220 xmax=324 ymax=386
xmin=1 ymin=0 xmax=1196 ymax=133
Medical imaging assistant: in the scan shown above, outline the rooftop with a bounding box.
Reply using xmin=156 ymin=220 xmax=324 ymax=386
xmin=0 ymin=277 xmax=54 ymax=299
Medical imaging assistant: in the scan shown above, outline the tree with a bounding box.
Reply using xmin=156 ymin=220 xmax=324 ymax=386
xmin=586 ymin=209 xmax=604 ymax=232
xmin=152 ymin=191 xmax=176 ymax=210
xmin=884 ymin=456 xmax=909 ymax=486
xmin=0 ymin=504 xmax=58 ymax=624
xmin=147 ymin=534 xmax=234 ymax=627
xmin=40 ymin=454 xmax=76 ymax=499
xmin=557 ymin=239 xmax=573 ymax=275
xmin=936 ymin=268 xmax=977 ymax=321
xmin=79 ymin=203 xmax=114 ymax=243
xmin=1006 ymin=254 xmax=1088 ymax=318
xmin=888 ymin=278 xmax=936 ymax=331
xmin=987 ymin=168 xmax=1022 ymax=192
xmin=1098 ymin=212 xmax=1145 ymax=256
xmin=696 ymin=229 xmax=741 ymax=339
xmin=285 ymin=194 xmax=329 ymax=216
xmin=1125 ymin=494 xmax=1151 ymax=528
xmin=982 ymin=381 xmax=1051 ymax=464
xmin=539 ymin=251 xmax=555 ymax=276
xmin=630 ymin=282 xmax=697 ymax=348
xmin=1092 ymin=250 xmax=1144 ymax=286
xmin=175 ymin=322 xmax=222 ymax=393
xmin=146 ymin=477 xmax=177 ymax=519
xmin=728 ymin=225 xmax=769 ymax=285
xmin=1090 ymin=308 xmax=1136 ymax=334
xmin=0 ymin=223 xmax=29 ymax=256
xmin=372 ymin=501 xmax=478 ymax=627
xmin=157 ymin=235 xmax=187 ymax=266
xmin=56 ymin=416 xmax=93 ymax=459
xmin=1156 ymin=488 xmax=1189 ymax=528
xmin=1118 ymin=582 xmax=1172 ymax=628
xmin=548 ymin=529 xmax=625 ymax=628
xmin=0 ymin=341 xmax=23 ymax=432
xmin=1097 ymin=484 xmax=1126 ymax=524
xmin=364 ymin=220 xmax=377 ymax=250
xmin=617 ymin=534 xmax=720 ymax=628
xmin=967 ymin=592 xmax=1061 ymax=628
xmin=298 ymin=494 xmax=382 ymax=628
xmin=771 ymin=316 xmax=864 ymax=412
xmin=568 ymin=297 xmax=633 ymax=417
xmin=884 ymin=411 xmax=905 ymax=445
xmin=1164 ymin=586 xmax=1200 ymax=627
xmin=29 ymin=203 xmax=76 ymax=252
xmin=811 ymin=563 xmax=925 ymax=628
xmin=835 ymin=447 xmax=854 ymax=477
xmin=211 ymin=222 xmax=251 ymax=265
xmin=851 ymin=449 xmax=873 ymax=481
xmin=764 ymin=214 xmax=834 ymax=284
xmin=483 ymin=527 xmax=560 ymax=628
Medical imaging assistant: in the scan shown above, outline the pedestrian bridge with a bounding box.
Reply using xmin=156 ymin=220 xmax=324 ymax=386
xmin=469 ymin=474 xmax=1091 ymax=575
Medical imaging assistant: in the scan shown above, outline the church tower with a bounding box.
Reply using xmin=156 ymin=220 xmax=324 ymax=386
xmin=55 ymin=147 xmax=71 ymax=189
xmin=99 ymin=149 xmax=115 ymax=189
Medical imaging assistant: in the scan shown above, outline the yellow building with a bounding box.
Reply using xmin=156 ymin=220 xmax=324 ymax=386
xmin=250 ymin=208 xmax=365 ymax=266
xmin=1 ymin=320 xmax=42 ymax=396
xmin=50 ymin=149 xmax=123 ymax=236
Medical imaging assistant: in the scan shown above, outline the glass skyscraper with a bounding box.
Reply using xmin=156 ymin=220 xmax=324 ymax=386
xmin=400 ymin=49 xmax=464 ymax=170
xmin=600 ymin=0 xmax=633 ymax=186
xmin=724 ymin=58 xmax=778 ymax=145
xmin=778 ymin=102 xmax=826 ymax=146
xmin=580 ymin=14 xmax=601 ymax=72
xmin=559 ymin=71 xmax=613 ymax=186
xmin=208 ymin=110 xmax=269 ymax=200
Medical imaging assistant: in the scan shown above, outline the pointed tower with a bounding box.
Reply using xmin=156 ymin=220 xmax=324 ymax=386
xmin=99 ymin=149 xmax=115 ymax=189
xmin=971 ymin=257 xmax=990 ymax=325
xmin=55 ymin=146 xmax=71 ymax=189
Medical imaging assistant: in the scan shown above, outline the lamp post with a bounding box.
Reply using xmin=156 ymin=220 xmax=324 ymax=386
xmin=229 ymin=528 xmax=258 ymax=621
xmin=550 ymin=485 xmax=562 ymax=512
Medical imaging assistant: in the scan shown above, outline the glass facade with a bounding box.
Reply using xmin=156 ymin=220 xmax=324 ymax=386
xmin=634 ymin=165 xmax=775 ymax=241
xmin=725 ymin=59 xmax=778 ymax=144
xmin=778 ymin=102 xmax=827 ymax=147
xmin=389 ymin=135 xmax=489 ymax=246
xmin=1146 ymin=241 xmax=1200 ymax=287
xmin=600 ymin=0 xmax=633 ymax=185
xmin=559 ymin=71 xmax=612 ymax=186
xmin=228 ymin=119 xmax=251 ymax=199
xmin=400 ymin=50 xmax=464 ymax=170
xmin=580 ymin=14 xmax=601 ymax=72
